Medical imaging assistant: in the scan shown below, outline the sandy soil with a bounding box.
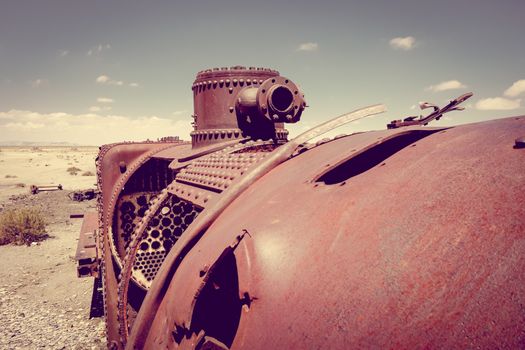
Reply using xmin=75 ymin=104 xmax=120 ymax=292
xmin=0 ymin=147 xmax=106 ymax=349
xmin=0 ymin=146 xmax=98 ymax=202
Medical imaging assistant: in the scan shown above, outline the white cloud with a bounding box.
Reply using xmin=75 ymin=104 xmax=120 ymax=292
xmin=426 ymin=80 xmax=466 ymax=92
xmin=4 ymin=121 xmax=45 ymax=129
xmin=31 ymin=79 xmax=47 ymax=88
xmin=88 ymin=106 xmax=112 ymax=112
xmin=0 ymin=109 xmax=192 ymax=145
xmin=58 ymin=49 xmax=69 ymax=57
xmin=172 ymin=110 xmax=188 ymax=116
xmin=96 ymin=75 xmax=110 ymax=83
xmin=504 ymin=79 xmax=525 ymax=98
xmin=389 ymin=36 xmax=416 ymax=50
xmin=297 ymin=42 xmax=319 ymax=52
xmin=97 ymin=75 xmax=136 ymax=87
xmin=97 ymin=97 xmax=114 ymax=104
xmin=475 ymin=97 xmax=521 ymax=110
xmin=87 ymin=43 xmax=111 ymax=56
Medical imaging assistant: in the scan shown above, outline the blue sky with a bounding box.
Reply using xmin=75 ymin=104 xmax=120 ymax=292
xmin=1 ymin=0 xmax=524 ymax=144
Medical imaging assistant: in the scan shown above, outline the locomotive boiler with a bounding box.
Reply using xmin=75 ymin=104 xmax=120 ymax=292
xmin=75 ymin=66 xmax=525 ymax=349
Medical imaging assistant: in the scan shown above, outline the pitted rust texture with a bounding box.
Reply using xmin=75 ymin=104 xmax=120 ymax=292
xmin=190 ymin=128 xmax=289 ymax=146
xmin=117 ymin=188 xmax=172 ymax=343
xmin=121 ymin=158 xmax=175 ymax=194
xmin=190 ymin=66 xmax=301 ymax=148
xmin=115 ymin=137 xmax=281 ymax=343
xmin=115 ymin=193 xmax=154 ymax=256
xmin=191 ymin=66 xmax=278 ymax=93
xmin=75 ymin=211 xmax=99 ymax=278
xmin=102 ymin=144 xmax=182 ymax=262
xmin=111 ymin=157 xmax=177 ymax=266
xmin=166 ymin=143 xmax=277 ymax=209
xmin=80 ymin=66 xmax=525 ymax=350
xmin=132 ymin=194 xmax=201 ymax=288
xmin=387 ymin=92 xmax=473 ymax=129
xmin=129 ymin=116 xmax=525 ymax=350
xmin=92 ymin=141 xmax=187 ymax=347
xmin=166 ymin=182 xmax=216 ymax=209
xmin=232 ymin=143 xmax=277 ymax=153
xmin=175 ymin=151 xmax=271 ymax=193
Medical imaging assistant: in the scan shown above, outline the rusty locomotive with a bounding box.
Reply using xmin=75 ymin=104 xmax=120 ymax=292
xmin=76 ymin=66 xmax=525 ymax=349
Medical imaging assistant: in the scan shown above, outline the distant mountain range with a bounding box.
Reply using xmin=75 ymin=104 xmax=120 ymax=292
xmin=0 ymin=141 xmax=92 ymax=146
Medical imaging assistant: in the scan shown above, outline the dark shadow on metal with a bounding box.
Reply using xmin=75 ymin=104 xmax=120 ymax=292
xmin=171 ymin=249 xmax=243 ymax=348
xmin=188 ymin=251 xmax=241 ymax=347
xmin=317 ymin=130 xmax=440 ymax=185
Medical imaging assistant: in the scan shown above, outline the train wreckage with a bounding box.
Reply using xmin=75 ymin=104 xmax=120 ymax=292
xmin=75 ymin=66 xmax=525 ymax=349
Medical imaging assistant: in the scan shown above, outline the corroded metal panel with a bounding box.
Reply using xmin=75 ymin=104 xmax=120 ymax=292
xmin=135 ymin=116 xmax=525 ymax=349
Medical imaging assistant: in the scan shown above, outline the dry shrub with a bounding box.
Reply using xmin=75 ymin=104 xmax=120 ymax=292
xmin=82 ymin=171 xmax=95 ymax=176
xmin=0 ymin=208 xmax=48 ymax=245
xmin=15 ymin=183 xmax=26 ymax=188
xmin=67 ymin=166 xmax=82 ymax=175
xmin=5 ymin=174 xmax=17 ymax=178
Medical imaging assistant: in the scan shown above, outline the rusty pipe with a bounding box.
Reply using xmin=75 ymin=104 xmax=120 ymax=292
xmin=236 ymin=76 xmax=305 ymax=124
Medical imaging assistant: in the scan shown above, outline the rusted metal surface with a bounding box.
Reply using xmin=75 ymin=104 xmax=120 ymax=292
xmin=131 ymin=116 xmax=525 ymax=349
xmin=75 ymin=211 xmax=99 ymax=278
xmin=68 ymin=188 xmax=98 ymax=202
xmin=190 ymin=66 xmax=304 ymax=147
xmin=387 ymin=92 xmax=473 ymax=128
xmin=94 ymin=140 xmax=189 ymax=347
xmin=75 ymin=65 xmax=525 ymax=350
xmin=125 ymin=104 xmax=387 ymax=348
xmin=515 ymin=135 xmax=525 ymax=149
xmin=29 ymin=184 xmax=63 ymax=194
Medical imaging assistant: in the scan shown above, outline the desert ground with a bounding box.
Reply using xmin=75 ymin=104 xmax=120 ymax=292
xmin=0 ymin=146 xmax=106 ymax=349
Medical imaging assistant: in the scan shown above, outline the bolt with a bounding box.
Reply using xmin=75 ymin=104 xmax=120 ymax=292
xmin=119 ymin=161 xmax=127 ymax=173
xmin=515 ymin=136 xmax=525 ymax=149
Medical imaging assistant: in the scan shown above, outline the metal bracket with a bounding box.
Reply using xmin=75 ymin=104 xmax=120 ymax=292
xmin=75 ymin=211 xmax=100 ymax=278
xmin=388 ymin=92 xmax=473 ymax=129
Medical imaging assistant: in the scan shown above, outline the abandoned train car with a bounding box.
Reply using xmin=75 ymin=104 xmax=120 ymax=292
xmin=75 ymin=66 xmax=525 ymax=349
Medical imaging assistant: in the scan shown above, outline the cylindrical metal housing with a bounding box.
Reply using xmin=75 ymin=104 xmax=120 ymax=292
xmin=190 ymin=66 xmax=292 ymax=148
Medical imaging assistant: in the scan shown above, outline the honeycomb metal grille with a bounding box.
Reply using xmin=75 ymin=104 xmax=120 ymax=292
xmin=116 ymin=192 xmax=156 ymax=258
xmin=112 ymin=157 xmax=175 ymax=264
xmin=132 ymin=194 xmax=201 ymax=287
